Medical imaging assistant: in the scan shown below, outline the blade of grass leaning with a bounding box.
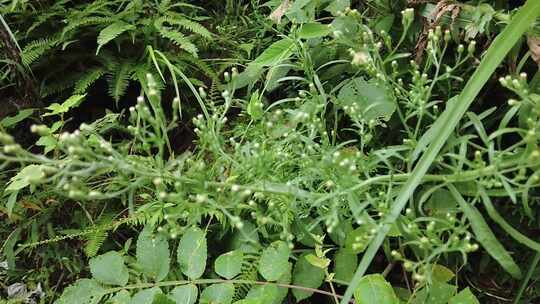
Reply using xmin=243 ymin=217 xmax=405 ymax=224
xmin=339 ymin=2 xmax=540 ymax=303
xmin=449 ymin=185 xmax=522 ymax=279
xmin=479 ymin=188 xmax=540 ymax=252
xmin=513 ymin=253 xmax=540 ymax=304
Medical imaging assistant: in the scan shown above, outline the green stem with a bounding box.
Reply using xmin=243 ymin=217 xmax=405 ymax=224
xmin=513 ymin=253 xmax=540 ymax=304
xmin=339 ymin=2 xmax=540 ymax=303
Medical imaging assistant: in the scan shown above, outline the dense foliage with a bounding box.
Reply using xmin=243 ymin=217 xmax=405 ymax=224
xmin=1 ymin=0 xmax=540 ymax=303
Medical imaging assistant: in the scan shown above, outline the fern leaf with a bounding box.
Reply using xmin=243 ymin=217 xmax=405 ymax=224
xmin=163 ymin=13 xmax=213 ymax=39
xmin=96 ymin=22 xmax=135 ymax=54
xmin=21 ymin=37 xmax=58 ymax=66
xmin=84 ymin=230 xmax=107 ymax=258
xmin=158 ymin=27 xmax=198 ymax=57
xmin=62 ymin=17 xmax=112 ymax=37
xmin=106 ymin=62 xmax=132 ymax=102
xmin=74 ymin=68 xmax=105 ymax=94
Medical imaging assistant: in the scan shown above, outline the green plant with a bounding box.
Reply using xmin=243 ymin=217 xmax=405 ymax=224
xmin=2 ymin=0 xmax=540 ymax=303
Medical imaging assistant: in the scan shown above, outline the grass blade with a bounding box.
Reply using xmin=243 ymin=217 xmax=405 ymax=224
xmin=449 ymin=185 xmax=522 ymax=279
xmin=339 ymin=2 xmax=540 ymax=302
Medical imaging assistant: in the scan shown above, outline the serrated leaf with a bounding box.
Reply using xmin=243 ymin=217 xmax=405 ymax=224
xmin=292 ymin=253 xmax=325 ymax=301
xmin=215 ymin=250 xmax=243 ymax=279
xmin=305 ymin=254 xmax=330 ymax=269
xmin=43 ymin=94 xmax=86 ymax=117
xmin=253 ymin=39 xmax=295 ymax=66
xmin=136 ymin=226 xmax=170 ymax=282
xmin=448 ymin=288 xmax=479 ymax=304
xmin=334 ymin=248 xmax=357 ymax=283
xmin=89 ymin=251 xmax=129 ymax=286
xmin=177 ymin=227 xmax=207 ymax=280
xmin=170 ymin=284 xmax=198 ymax=304
xmin=199 ymin=283 xmax=234 ymax=304
xmin=96 ymin=22 xmax=134 ymax=54
xmin=0 ymin=109 xmax=34 ymax=128
xmin=259 ymin=241 xmax=290 ymax=281
xmin=354 ymin=274 xmax=399 ymax=304
xmin=53 ymin=279 xmax=105 ymax=304
xmin=298 ymin=22 xmax=331 ymax=39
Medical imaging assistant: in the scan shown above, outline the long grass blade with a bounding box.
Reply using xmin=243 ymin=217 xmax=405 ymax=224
xmin=339 ymin=2 xmax=540 ymax=303
xmin=450 ymin=185 xmax=522 ymax=279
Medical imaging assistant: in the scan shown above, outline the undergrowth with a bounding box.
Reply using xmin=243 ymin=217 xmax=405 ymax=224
xmin=1 ymin=0 xmax=540 ymax=303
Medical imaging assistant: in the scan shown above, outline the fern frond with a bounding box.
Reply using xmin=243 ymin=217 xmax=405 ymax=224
xmin=84 ymin=230 xmax=107 ymax=257
xmin=162 ymin=13 xmax=212 ymax=39
xmin=62 ymin=17 xmax=112 ymax=37
xmin=74 ymin=68 xmax=105 ymax=94
xmin=106 ymin=62 xmax=132 ymax=102
xmin=233 ymin=251 xmax=261 ymax=301
xmin=21 ymin=37 xmax=58 ymax=66
xmin=96 ymin=22 xmax=135 ymax=54
xmin=158 ymin=27 xmax=198 ymax=57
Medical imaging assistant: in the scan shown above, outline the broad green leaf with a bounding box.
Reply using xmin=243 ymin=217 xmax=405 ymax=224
xmin=353 ymin=274 xmax=399 ymax=304
xmin=0 ymin=109 xmax=34 ymax=128
xmin=292 ymin=218 xmax=324 ymax=247
xmin=96 ymin=22 xmax=134 ymax=54
xmin=448 ymin=288 xmax=479 ymax=304
xmin=298 ymin=22 xmax=331 ymax=39
xmin=152 ymin=294 xmax=175 ymax=304
xmin=199 ymin=283 xmax=234 ymax=304
xmin=292 ymin=253 xmax=325 ymax=301
xmin=424 ymin=189 xmax=459 ymax=218
xmin=374 ymin=15 xmax=395 ymax=34
xmin=233 ymin=64 xmax=263 ymax=90
xmin=170 ymin=284 xmax=198 ymax=304
xmin=136 ymin=226 xmax=170 ymax=282
xmin=341 ymin=2 xmax=540 ymax=301
xmin=344 ymin=214 xmax=377 ymax=254
xmin=247 ymin=263 xmax=291 ymax=304
xmin=229 ymin=221 xmax=260 ymax=253
xmin=36 ymin=135 xmax=58 ymax=154
xmin=328 ymin=220 xmax=353 ymax=246
xmin=449 ymin=186 xmax=522 ymax=279
xmin=89 ymin=251 xmax=129 ymax=286
xmin=325 ymin=0 xmax=350 ymax=15
xmin=410 ymin=282 xmax=456 ymax=304
xmin=109 ymin=290 xmax=131 ymax=303
xmin=54 ymin=279 xmax=105 ymax=304
xmin=177 ymin=227 xmax=207 ymax=279
xmin=253 ymin=39 xmax=295 ymax=67
xmin=215 ymin=250 xmax=243 ymax=279
xmin=232 ymin=300 xmax=262 ymax=304
xmin=431 ymin=264 xmax=455 ymax=283
xmin=259 ymin=241 xmax=290 ymax=281
xmin=334 ymin=249 xmax=357 ymax=283
xmin=131 ymin=287 xmax=162 ymax=304
xmin=337 ymin=78 xmax=396 ymax=122
xmin=6 ymin=165 xmax=46 ymax=192
xmin=43 ymin=94 xmax=86 ymax=117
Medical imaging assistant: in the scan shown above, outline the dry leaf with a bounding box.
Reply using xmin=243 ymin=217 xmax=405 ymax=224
xmin=527 ymin=36 xmax=540 ymax=66
xmin=269 ymin=0 xmax=291 ymax=24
